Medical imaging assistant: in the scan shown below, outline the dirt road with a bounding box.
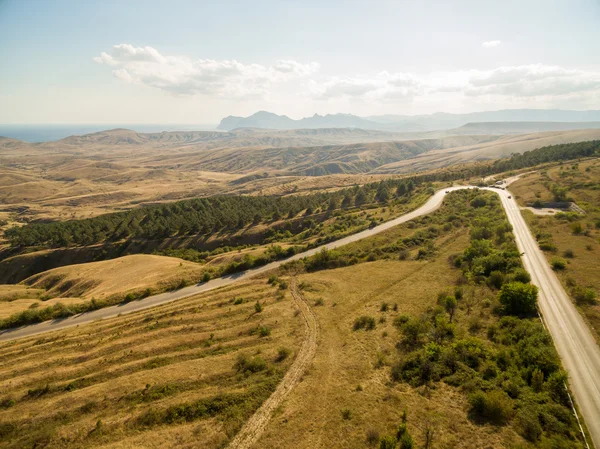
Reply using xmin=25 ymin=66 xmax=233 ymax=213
xmin=228 ymin=279 xmax=318 ymax=449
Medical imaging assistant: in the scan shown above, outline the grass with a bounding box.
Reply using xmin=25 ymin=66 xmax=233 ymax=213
xmin=0 ymin=184 xmax=431 ymax=327
xmin=0 ymin=189 xmax=589 ymax=449
xmin=511 ymin=158 xmax=600 ymax=340
xmin=0 ymin=278 xmax=304 ymax=448
xmin=255 ymin=190 xmax=585 ymax=448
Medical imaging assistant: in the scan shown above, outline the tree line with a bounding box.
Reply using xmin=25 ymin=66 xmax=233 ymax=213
xmin=5 ymin=178 xmax=418 ymax=248
xmin=6 ymin=139 xmax=598 ymax=249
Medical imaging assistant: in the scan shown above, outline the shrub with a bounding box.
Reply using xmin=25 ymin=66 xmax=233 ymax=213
xmin=341 ymin=408 xmax=352 ymax=420
xmin=563 ymin=249 xmax=575 ymax=258
xmin=570 ymin=222 xmax=583 ymax=235
xmin=468 ymin=389 xmax=513 ymax=425
xmin=379 ymin=436 xmax=396 ymax=449
xmin=258 ymin=326 xmax=271 ymax=337
xmin=399 ymin=432 xmax=414 ymax=449
xmin=396 ymin=422 xmax=407 ymax=439
xmin=531 ymin=367 xmax=544 ymax=392
xmin=572 ymin=286 xmax=597 ymax=305
xmin=499 ymin=282 xmax=538 ymax=316
xmin=380 ymin=302 xmax=389 ymax=312
xmin=488 ymin=271 xmax=504 ymax=289
xmin=539 ymin=241 xmax=557 ymax=252
xmin=353 ymin=316 xmax=376 ymax=331
xmin=470 ymin=196 xmax=488 ymax=208
xmin=314 ymin=298 xmax=325 ymax=306
xmin=517 ymin=409 xmax=543 ymax=442
xmin=275 ymin=347 xmax=291 ymax=362
xmin=366 ymin=429 xmax=380 ymax=446
xmin=512 ymin=268 xmax=531 ymax=284
xmin=234 ymin=355 xmax=267 ymax=374
xmin=550 ymin=257 xmax=567 ymax=270
xmin=254 ymin=301 xmax=263 ymax=313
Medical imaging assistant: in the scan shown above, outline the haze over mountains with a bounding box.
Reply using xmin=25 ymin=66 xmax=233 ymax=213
xmin=218 ymin=109 xmax=600 ymax=132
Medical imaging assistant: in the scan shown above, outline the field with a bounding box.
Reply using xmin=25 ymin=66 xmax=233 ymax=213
xmin=2 ymin=128 xmax=599 ymax=226
xmin=0 ymin=278 xmax=304 ymax=448
xmin=0 ymin=190 xmax=586 ymax=448
xmin=510 ymin=158 xmax=600 ymax=339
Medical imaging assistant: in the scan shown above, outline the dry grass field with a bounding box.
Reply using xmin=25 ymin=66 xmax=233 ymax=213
xmin=0 ymin=278 xmax=304 ymax=449
xmin=2 ymin=128 xmax=598 ymax=227
xmin=510 ymin=158 xmax=600 ymax=339
xmin=22 ymin=254 xmax=205 ymax=300
xmin=1 ymin=190 xmax=583 ymax=448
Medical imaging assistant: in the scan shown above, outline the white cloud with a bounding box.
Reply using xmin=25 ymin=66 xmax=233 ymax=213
xmin=95 ymin=45 xmax=600 ymax=106
xmin=94 ymin=44 xmax=318 ymax=98
xmin=482 ymin=40 xmax=502 ymax=48
xmin=311 ymin=64 xmax=600 ymax=102
xmin=464 ymin=64 xmax=600 ymax=97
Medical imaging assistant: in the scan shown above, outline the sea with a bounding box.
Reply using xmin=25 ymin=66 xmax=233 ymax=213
xmin=0 ymin=124 xmax=219 ymax=143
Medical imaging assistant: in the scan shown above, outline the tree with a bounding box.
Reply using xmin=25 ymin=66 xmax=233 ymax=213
xmin=531 ymin=367 xmax=544 ymax=392
xmin=444 ymin=296 xmax=457 ymax=322
xmin=375 ymin=185 xmax=390 ymax=203
xmin=499 ymin=282 xmax=538 ymax=316
xmin=396 ymin=183 xmax=407 ymax=197
xmin=356 ymin=189 xmax=368 ymax=206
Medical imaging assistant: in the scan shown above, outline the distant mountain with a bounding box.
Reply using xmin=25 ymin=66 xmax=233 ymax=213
xmin=218 ymin=109 xmax=600 ymax=132
xmin=218 ymin=111 xmax=385 ymax=131
xmin=451 ymin=121 xmax=600 ymax=135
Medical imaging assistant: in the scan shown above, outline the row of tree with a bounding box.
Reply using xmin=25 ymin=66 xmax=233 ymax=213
xmin=6 ymin=139 xmax=598 ymax=249
xmin=5 ymin=178 xmax=418 ymax=248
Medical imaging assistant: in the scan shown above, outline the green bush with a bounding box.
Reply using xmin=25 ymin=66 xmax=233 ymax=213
xmin=516 ymin=409 xmax=543 ymax=442
xmin=379 ymin=435 xmax=396 ymax=449
xmin=551 ymin=257 xmax=567 ymax=270
xmin=234 ymin=355 xmax=267 ymax=374
xmin=353 ymin=315 xmax=376 ymax=331
xmin=512 ymin=268 xmax=531 ymax=284
xmin=572 ymin=286 xmax=597 ymax=305
xmin=275 ymin=347 xmax=291 ymax=362
xmin=399 ymin=432 xmax=414 ymax=449
xmin=499 ymin=282 xmax=538 ymax=316
xmin=468 ymin=389 xmax=513 ymax=425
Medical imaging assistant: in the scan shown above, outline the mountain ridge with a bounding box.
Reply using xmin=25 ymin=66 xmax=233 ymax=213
xmin=218 ymin=109 xmax=600 ymax=132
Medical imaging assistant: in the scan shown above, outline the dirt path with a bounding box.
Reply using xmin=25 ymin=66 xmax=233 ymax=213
xmin=227 ymin=278 xmax=319 ymax=449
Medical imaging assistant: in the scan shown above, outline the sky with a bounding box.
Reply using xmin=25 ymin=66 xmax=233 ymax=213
xmin=1 ymin=0 xmax=600 ymax=124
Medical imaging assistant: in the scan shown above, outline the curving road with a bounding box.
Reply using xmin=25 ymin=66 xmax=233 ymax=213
xmin=0 ymin=187 xmax=460 ymax=342
xmin=1 ymin=183 xmax=599 ymax=447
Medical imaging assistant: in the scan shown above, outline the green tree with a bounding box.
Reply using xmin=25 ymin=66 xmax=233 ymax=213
xmin=499 ymin=282 xmax=538 ymax=316
xmin=444 ymin=296 xmax=457 ymax=322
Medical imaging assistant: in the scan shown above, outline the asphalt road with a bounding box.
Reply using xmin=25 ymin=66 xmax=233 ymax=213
xmin=1 ymin=184 xmax=599 ymax=447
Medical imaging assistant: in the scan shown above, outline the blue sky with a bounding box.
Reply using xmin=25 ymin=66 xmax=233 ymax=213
xmin=1 ymin=0 xmax=600 ymax=124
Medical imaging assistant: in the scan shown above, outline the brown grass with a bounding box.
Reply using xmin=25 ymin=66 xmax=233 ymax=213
xmin=0 ymin=278 xmax=304 ymax=448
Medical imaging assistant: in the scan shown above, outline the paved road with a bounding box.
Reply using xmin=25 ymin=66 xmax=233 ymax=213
xmin=497 ymin=189 xmax=600 ymax=448
xmin=1 ymin=184 xmax=599 ymax=447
